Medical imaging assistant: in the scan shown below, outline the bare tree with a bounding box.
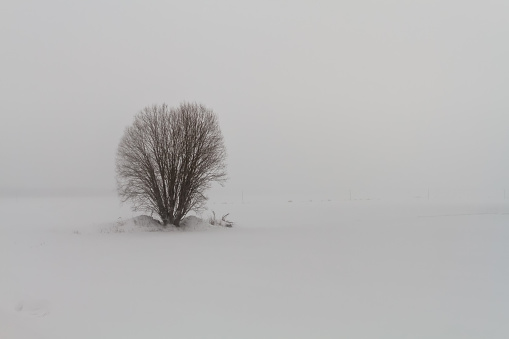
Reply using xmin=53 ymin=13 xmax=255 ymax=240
xmin=116 ymin=102 xmax=227 ymax=226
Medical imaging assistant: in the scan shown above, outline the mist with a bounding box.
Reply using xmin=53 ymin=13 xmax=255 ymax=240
xmin=1 ymin=0 xmax=508 ymax=199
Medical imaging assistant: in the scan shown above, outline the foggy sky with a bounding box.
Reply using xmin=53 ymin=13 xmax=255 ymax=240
xmin=1 ymin=0 xmax=508 ymax=197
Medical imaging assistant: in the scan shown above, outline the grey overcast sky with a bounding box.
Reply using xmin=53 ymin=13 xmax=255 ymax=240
xmin=1 ymin=0 xmax=508 ymax=196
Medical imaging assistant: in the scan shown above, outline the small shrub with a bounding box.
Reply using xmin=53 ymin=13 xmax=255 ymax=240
xmin=209 ymin=211 xmax=233 ymax=227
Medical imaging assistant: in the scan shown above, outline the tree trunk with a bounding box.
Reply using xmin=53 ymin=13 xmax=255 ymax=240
xmin=160 ymin=212 xmax=172 ymax=226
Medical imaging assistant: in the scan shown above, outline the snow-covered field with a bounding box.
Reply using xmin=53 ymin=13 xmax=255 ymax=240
xmin=1 ymin=196 xmax=509 ymax=338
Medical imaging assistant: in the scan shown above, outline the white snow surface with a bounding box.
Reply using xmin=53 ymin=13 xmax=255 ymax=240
xmin=1 ymin=196 xmax=509 ymax=338
xmin=99 ymin=214 xmax=223 ymax=233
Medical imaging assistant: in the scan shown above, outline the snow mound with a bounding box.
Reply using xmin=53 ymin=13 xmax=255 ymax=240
xmin=15 ymin=300 xmax=50 ymax=318
xmin=180 ymin=215 xmax=217 ymax=231
xmin=100 ymin=215 xmax=227 ymax=233
xmin=132 ymin=215 xmax=162 ymax=228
